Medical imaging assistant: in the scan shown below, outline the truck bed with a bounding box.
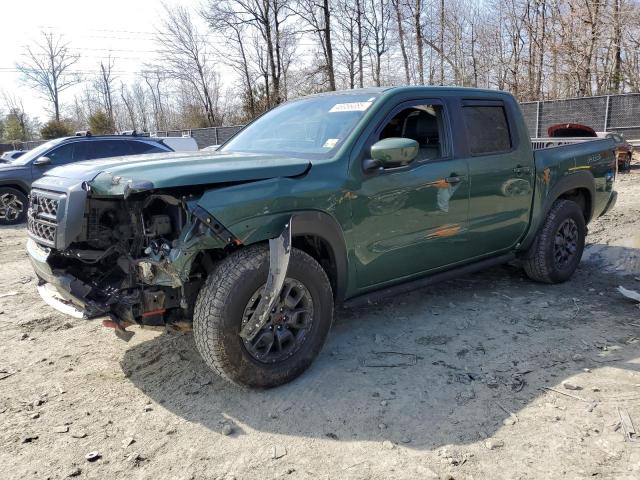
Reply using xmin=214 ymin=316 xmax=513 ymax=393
xmin=531 ymin=137 xmax=615 ymax=226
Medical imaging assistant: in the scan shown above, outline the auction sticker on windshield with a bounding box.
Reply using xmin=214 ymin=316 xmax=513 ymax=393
xmin=323 ymin=138 xmax=339 ymax=148
xmin=329 ymin=102 xmax=372 ymax=113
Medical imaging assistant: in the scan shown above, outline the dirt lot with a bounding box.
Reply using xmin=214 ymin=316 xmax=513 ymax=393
xmin=2 ymin=169 xmax=640 ymax=480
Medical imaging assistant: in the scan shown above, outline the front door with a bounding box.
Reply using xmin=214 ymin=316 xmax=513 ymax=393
xmin=350 ymin=100 xmax=470 ymax=288
xmin=31 ymin=142 xmax=79 ymax=182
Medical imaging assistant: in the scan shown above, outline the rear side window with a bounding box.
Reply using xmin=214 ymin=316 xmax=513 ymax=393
xmin=127 ymin=141 xmax=167 ymax=154
xmin=89 ymin=140 xmax=133 ymax=159
xmin=463 ymin=105 xmax=512 ymax=155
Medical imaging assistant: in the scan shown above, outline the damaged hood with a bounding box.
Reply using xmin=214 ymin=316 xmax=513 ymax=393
xmin=42 ymin=150 xmax=311 ymax=195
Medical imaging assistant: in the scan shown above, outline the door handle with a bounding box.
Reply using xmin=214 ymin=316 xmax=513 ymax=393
xmin=513 ymin=165 xmax=531 ymax=175
xmin=445 ymin=176 xmax=461 ymax=184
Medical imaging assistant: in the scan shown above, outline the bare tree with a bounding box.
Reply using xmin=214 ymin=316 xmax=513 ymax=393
xmin=365 ymin=0 xmax=391 ymax=87
xmin=295 ymin=0 xmax=337 ymax=90
xmin=391 ymin=0 xmax=411 ymax=84
xmin=16 ymin=32 xmax=81 ymax=121
xmin=334 ymin=1 xmax=359 ymax=89
xmin=16 ymin=0 xmax=640 ymax=130
xmin=202 ymin=0 xmax=293 ymax=108
xmin=611 ymin=0 xmax=623 ymax=93
xmin=120 ymin=82 xmax=137 ymax=130
xmin=94 ymin=56 xmax=116 ymax=123
xmin=203 ymin=3 xmax=259 ymax=118
xmin=142 ymin=68 xmax=169 ymax=131
xmin=131 ymin=82 xmax=150 ymax=132
xmin=156 ymin=3 xmax=221 ymax=126
xmin=411 ymin=0 xmax=425 ymax=85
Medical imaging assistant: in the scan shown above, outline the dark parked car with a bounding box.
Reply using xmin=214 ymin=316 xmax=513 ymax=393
xmin=0 ymin=135 xmax=180 ymax=225
xmin=547 ymin=123 xmax=633 ymax=172
xmin=0 ymin=150 xmax=26 ymax=162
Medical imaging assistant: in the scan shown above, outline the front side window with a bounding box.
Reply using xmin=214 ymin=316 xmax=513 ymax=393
xmin=221 ymin=93 xmax=380 ymax=158
xmin=378 ymin=104 xmax=446 ymax=161
xmin=463 ymin=105 xmax=512 ymax=155
xmin=47 ymin=143 xmax=76 ymax=165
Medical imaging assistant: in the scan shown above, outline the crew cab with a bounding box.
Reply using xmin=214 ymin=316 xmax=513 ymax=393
xmin=26 ymin=87 xmax=617 ymax=388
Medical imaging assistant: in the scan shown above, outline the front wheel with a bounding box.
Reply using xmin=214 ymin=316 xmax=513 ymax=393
xmin=523 ymin=199 xmax=586 ymax=284
xmin=0 ymin=187 xmax=28 ymax=225
xmin=193 ymin=245 xmax=333 ymax=388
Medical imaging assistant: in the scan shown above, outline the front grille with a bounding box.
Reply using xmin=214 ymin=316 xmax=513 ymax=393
xmin=28 ymin=216 xmax=57 ymax=243
xmin=27 ymin=190 xmax=64 ymax=247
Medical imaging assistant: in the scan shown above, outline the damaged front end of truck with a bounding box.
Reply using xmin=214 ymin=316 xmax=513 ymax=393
xmin=26 ymin=162 xmax=297 ymax=340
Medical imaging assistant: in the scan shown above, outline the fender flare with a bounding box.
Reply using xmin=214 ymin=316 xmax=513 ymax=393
xmin=227 ymin=210 xmax=349 ymax=301
xmin=289 ymin=211 xmax=349 ymax=301
xmin=519 ymin=170 xmax=596 ymax=253
xmin=541 ymin=170 xmax=595 ymax=221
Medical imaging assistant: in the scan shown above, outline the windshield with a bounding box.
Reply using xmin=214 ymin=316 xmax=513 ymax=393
xmin=221 ymin=93 xmax=379 ymax=158
xmin=5 ymin=138 xmax=65 ymax=165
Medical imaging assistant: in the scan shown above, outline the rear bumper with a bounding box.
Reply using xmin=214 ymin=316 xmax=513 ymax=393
xmin=600 ymin=190 xmax=618 ymax=217
xmin=27 ymin=239 xmax=107 ymax=318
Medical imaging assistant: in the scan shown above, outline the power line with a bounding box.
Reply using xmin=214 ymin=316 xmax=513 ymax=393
xmin=34 ymin=25 xmax=321 ymax=47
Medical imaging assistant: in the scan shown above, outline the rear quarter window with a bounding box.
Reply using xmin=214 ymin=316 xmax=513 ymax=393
xmin=128 ymin=141 xmax=167 ymax=154
xmin=463 ymin=105 xmax=512 ymax=155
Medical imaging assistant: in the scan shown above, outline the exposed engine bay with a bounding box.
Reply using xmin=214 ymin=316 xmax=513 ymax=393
xmin=42 ymin=193 xmax=234 ymax=330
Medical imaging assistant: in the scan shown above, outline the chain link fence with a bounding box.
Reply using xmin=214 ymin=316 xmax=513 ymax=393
xmin=521 ymin=93 xmax=640 ymax=141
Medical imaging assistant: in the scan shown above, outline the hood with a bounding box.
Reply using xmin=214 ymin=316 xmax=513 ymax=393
xmin=41 ymin=150 xmax=311 ymax=196
xmin=0 ymin=163 xmax=28 ymax=175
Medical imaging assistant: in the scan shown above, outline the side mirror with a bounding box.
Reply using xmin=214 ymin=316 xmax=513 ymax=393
xmin=33 ymin=156 xmax=51 ymax=166
xmin=366 ymin=138 xmax=419 ymax=170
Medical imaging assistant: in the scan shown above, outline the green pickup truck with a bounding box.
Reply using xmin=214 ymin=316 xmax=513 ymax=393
xmin=26 ymin=87 xmax=617 ymax=387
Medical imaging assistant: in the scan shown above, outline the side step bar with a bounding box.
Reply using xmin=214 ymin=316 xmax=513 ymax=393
xmin=343 ymin=253 xmax=515 ymax=308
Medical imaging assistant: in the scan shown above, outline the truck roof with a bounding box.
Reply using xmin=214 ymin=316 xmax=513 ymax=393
xmin=308 ymin=85 xmax=514 ymax=98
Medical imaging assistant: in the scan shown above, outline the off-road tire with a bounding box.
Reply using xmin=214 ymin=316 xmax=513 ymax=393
xmin=0 ymin=187 xmax=28 ymax=225
xmin=523 ymin=199 xmax=586 ymax=284
xmin=193 ymin=244 xmax=333 ymax=388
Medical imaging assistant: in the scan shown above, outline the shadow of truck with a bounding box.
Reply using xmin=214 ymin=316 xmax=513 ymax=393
xmin=120 ymin=244 xmax=640 ymax=450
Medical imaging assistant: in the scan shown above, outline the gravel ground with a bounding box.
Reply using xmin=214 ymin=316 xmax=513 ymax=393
xmin=1 ymin=166 xmax=640 ymax=480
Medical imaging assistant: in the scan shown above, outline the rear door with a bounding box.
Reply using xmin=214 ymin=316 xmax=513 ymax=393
xmin=461 ymin=99 xmax=535 ymax=257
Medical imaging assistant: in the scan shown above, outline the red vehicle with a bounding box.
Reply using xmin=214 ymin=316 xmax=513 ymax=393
xmin=548 ymin=123 xmax=633 ymax=172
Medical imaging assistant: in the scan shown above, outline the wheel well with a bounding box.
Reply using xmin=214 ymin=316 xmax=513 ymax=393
xmin=558 ymin=188 xmax=591 ymax=222
xmin=0 ymin=184 xmax=28 ymax=197
xmin=292 ymin=235 xmax=337 ymax=297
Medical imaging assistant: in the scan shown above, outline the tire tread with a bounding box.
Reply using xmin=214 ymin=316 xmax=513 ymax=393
xmin=523 ymin=199 xmax=585 ymax=284
xmin=193 ymin=244 xmax=332 ymax=387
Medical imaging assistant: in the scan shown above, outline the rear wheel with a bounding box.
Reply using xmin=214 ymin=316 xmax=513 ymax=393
xmin=193 ymin=244 xmax=333 ymax=388
xmin=0 ymin=187 xmax=27 ymax=225
xmin=523 ymin=199 xmax=586 ymax=284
